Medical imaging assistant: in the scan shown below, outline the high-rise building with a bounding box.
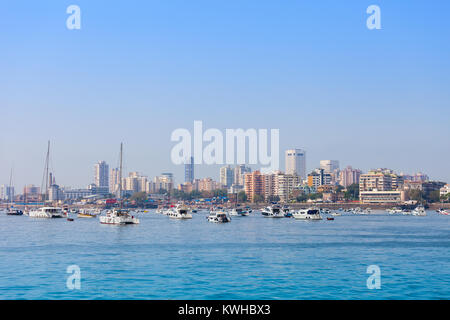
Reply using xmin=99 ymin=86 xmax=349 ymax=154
xmin=234 ymin=165 xmax=252 ymax=186
xmin=339 ymin=166 xmax=362 ymax=188
xmin=184 ymin=156 xmax=194 ymax=183
xmin=109 ymin=168 xmax=121 ymax=194
xmin=94 ymin=161 xmax=109 ymax=188
xmin=244 ymin=171 xmax=264 ymax=203
xmin=285 ymin=149 xmax=306 ymax=179
xmin=320 ymin=160 xmax=339 ymax=173
xmin=220 ymin=165 xmax=234 ymax=188
xmin=0 ymin=185 xmax=14 ymax=201
xmin=307 ymin=168 xmax=332 ymax=188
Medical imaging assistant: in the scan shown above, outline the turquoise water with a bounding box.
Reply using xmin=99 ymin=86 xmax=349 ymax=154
xmin=0 ymin=210 xmax=449 ymax=299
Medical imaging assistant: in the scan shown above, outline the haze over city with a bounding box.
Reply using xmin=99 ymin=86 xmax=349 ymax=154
xmin=1 ymin=1 xmax=449 ymax=189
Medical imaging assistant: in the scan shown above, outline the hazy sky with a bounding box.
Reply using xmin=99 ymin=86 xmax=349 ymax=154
xmin=1 ymin=0 xmax=449 ymax=190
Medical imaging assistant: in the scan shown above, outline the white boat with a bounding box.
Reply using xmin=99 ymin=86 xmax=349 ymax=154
xmin=99 ymin=208 xmax=140 ymax=225
xmin=387 ymin=208 xmax=402 ymax=214
xmin=207 ymin=211 xmax=231 ymax=223
xmin=167 ymin=205 xmax=192 ymax=219
xmin=29 ymin=207 xmax=64 ymax=218
xmin=228 ymin=207 xmax=249 ymax=217
xmin=412 ymin=206 xmax=426 ymax=216
xmin=261 ymin=205 xmax=284 ymax=218
xmin=293 ymin=208 xmax=322 ymax=220
xmin=331 ymin=212 xmax=341 ymax=216
xmin=437 ymin=208 xmax=450 ymax=215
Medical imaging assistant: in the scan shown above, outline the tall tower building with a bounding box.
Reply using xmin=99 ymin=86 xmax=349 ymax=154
xmin=184 ymin=156 xmax=194 ymax=183
xmin=320 ymin=160 xmax=340 ymax=173
xmin=285 ymin=149 xmax=306 ymax=179
xmin=220 ymin=165 xmax=234 ymax=188
xmin=94 ymin=161 xmax=109 ymax=188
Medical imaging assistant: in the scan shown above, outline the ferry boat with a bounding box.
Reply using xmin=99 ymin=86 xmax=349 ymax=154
xmin=207 ymin=211 xmax=231 ymax=223
xmin=167 ymin=205 xmax=192 ymax=220
xmin=293 ymin=208 xmax=322 ymax=220
xmin=29 ymin=207 xmax=64 ymax=218
xmin=261 ymin=205 xmax=284 ymax=218
xmin=99 ymin=208 xmax=140 ymax=225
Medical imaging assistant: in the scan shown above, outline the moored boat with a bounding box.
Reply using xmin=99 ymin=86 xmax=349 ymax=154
xmin=293 ymin=208 xmax=322 ymax=220
xmin=29 ymin=207 xmax=64 ymax=218
xmin=207 ymin=211 xmax=231 ymax=223
xmin=99 ymin=208 xmax=140 ymax=225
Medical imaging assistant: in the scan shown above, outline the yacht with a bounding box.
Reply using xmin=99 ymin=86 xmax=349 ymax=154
xmin=228 ymin=207 xmax=249 ymax=217
xmin=293 ymin=208 xmax=322 ymax=220
xmin=261 ymin=205 xmax=284 ymax=218
xmin=29 ymin=207 xmax=64 ymax=218
xmin=99 ymin=208 xmax=140 ymax=225
xmin=207 ymin=211 xmax=231 ymax=223
xmin=167 ymin=205 xmax=192 ymax=220
xmin=282 ymin=206 xmax=292 ymax=218
xmin=412 ymin=206 xmax=426 ymax=216
xmin=387 ymin=208 xmax=402 ymax=214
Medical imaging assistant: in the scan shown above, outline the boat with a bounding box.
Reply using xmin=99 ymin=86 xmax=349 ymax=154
xmin=261 ymin=204 xmax=284 ymax=218
xmin=207 ymin=211 xmax=231 ymax=223
xmin=412 ymin=206 xmax=426 ymax=216
xmin=327 ymin=217 xmax=334 ymax=221
xmin=331 ymin=212 xmax=341 ymax=216
xmin=6 ymin=208 xmax=23 ymax=216
xmin=167 ymin=205 xmax=192 ymax=219
xmin=228 ymin=207 xmax=249 ymax=217
xmin=292 ymin=208 xmax=322 ymax=220
xmin=29 ymin=207 xmax=64 ymax=218
xmin=282 ymin=206 xmax=292 ymax=218
xmin=77 ymin=208 xmax=100 ymax=218
xmin=321 ymin=208 xmax=331 ymax=214
xmin=99 ymin=208 xmax=140 ymax=225
xmin=387 ymin=208 xmax=402 ymax=214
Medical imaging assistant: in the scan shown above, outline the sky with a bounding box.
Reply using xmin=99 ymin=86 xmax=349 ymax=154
xmin=1 ymin=0 xmax=449 ymax=190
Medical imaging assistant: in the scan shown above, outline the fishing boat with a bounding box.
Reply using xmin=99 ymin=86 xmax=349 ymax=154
xmin=207 ymin=211 xmax=231 ymax=223
xmin=292 ymin=208 xmax=322 ymax=220
xmin=29 ymin=207 xmax=64 ymax=218
xmin=99 ymin=208 xmax=140 ymax=225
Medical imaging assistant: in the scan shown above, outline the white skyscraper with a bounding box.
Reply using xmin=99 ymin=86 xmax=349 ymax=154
xmin=320 ymin=160 xmax=340 ymax=173
xmin=285 ymin=149 xmax=306 ymax=179
xmin=94 ymin=161 xmax=109 ymax=188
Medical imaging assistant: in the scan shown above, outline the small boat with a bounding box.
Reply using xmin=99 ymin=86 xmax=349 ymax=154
xmin=67 ymin=218 xmax=74 ymax=221
xmin=331 ymin=212 xmax=341 ymax=217
xmin=228 ymin=207 xmax=248 ymax=217
xmin=282 ymin=206 xmax=292 ymax=218
xmin=6 ymin=208 xmax=23 ymax=216
xmin=412 ymin=206 xmax=426 ymax=216
xmin=437 ymin=208 xmax=450 ymax=215
xmin=261 ymin=204 xmax=284 ymax=218
xmin=167 ymin=205 xmax=192 ymax=219
xmin=293 ymin=208 xmax=322 ymax=220
xmin=207 ymin=211 xmax=231 ymax=223
xmin=29 ymin=207 xmax=64 ymax=218
xmin=327 ymin=217 xmax=334 ymax=221
xmin=99 ymin=208 xmax=140 ymax=225
xmin=77 ymin=209 xmax=99 ymax=218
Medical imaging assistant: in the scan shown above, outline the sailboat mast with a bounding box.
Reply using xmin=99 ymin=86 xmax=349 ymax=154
xmin=45 ymin=141 xmax=50 ymax=201
xmin=118 ymin=142 xmax=123 ymax=198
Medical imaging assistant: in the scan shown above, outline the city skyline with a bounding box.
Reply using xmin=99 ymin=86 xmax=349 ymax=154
xmin=1 ymin=1 xmax=450 ymax=188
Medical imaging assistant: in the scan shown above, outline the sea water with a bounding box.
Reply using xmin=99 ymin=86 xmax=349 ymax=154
xmin=0 ymin=210 xmax=449 ymax=299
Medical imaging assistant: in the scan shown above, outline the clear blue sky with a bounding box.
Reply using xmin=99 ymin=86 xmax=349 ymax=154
xmin=1 ymin=0 xmax=449 ymax=189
